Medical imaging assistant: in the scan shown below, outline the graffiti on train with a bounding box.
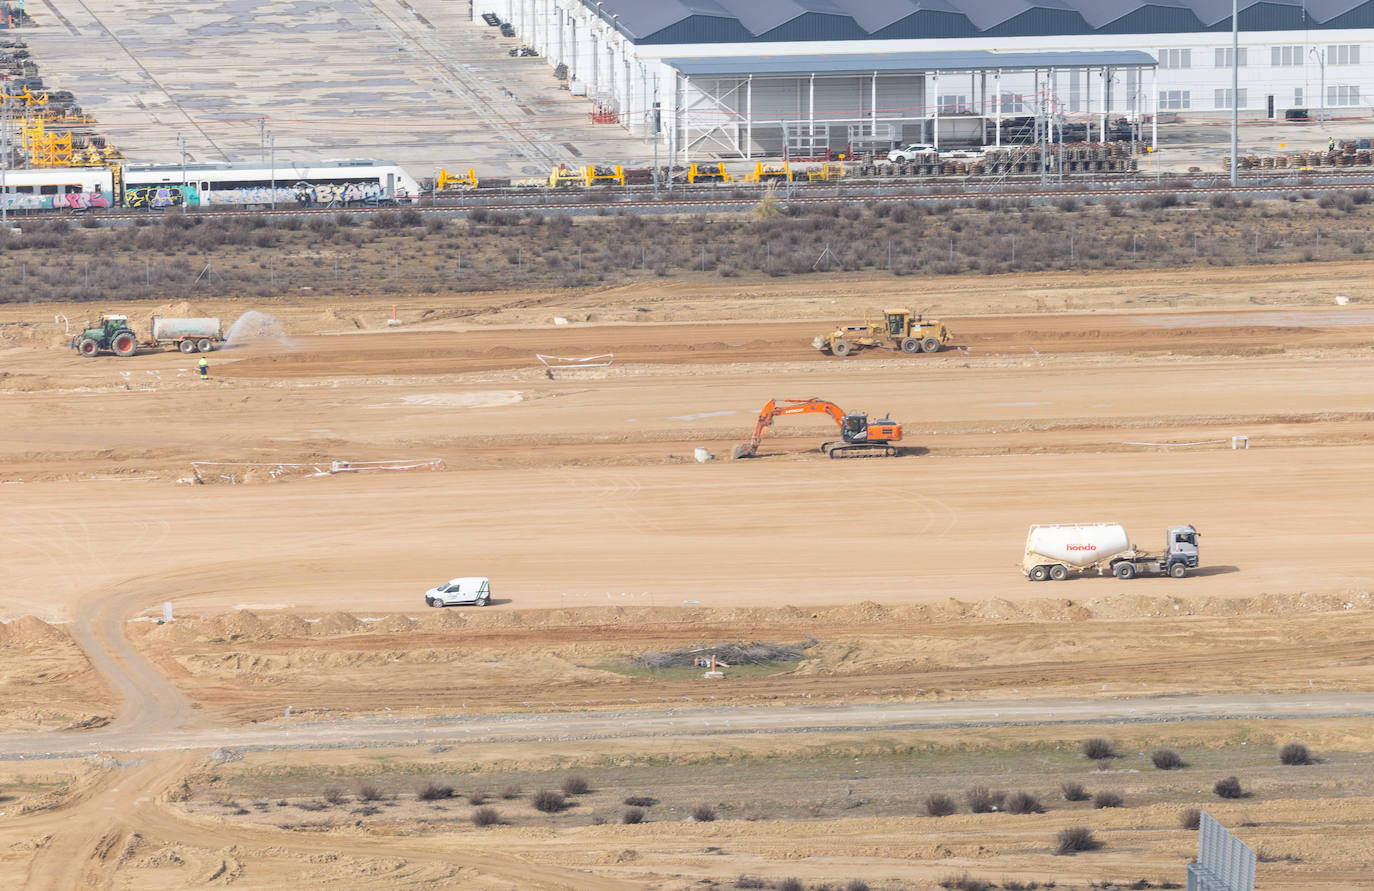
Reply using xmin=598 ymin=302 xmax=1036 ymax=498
xmin=199 ymin=181 xmax=397 ymax=207
xmin=126 ymin=186 xmax=189 ymax=209
xmin=2 ymin=191 xmax=113 ymax=210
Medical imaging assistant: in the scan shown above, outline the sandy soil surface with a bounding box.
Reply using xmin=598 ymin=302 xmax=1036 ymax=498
xmin=1 ymin=263 xmax=1372 ymax=888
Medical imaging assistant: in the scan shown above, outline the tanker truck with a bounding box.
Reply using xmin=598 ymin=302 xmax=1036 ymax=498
xmin=1022 ymin=523 xmax=1200 ymax=581
xmin=148 ymin=316 xmax=223 ymax=354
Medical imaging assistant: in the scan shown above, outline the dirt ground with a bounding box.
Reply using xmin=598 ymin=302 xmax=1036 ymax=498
xmin=1 ymin=261 xmax=1373 ymax=889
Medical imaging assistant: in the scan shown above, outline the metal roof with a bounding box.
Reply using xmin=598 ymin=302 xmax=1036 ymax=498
xmin=585 ymin=0 xmax=1374 ymax=42
xmin=664 ymin=49 xmax=1158 ymax=76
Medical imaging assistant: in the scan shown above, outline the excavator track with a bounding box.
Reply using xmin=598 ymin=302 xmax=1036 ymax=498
xmin=821 ymin=442 xmax=899 ymax=459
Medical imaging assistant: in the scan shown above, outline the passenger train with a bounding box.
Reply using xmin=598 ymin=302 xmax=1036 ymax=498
xmin=0 ymin=159 xmax=422 ymax=211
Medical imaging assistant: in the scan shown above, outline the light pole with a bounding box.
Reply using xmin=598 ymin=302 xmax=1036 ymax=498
xmin=1309 ymin=47 xmax=1326 ymax=126
xmin=269 ymin=132 xmax=276 ymax=210
xmin=1230 ymin=0 xmax=1238 ymax=186
xmin=178 ymin=133 xmax=187 ymax=214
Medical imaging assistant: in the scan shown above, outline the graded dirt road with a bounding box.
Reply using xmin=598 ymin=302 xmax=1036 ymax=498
xmin=1 ymin=267 xmax=1373 ymax=889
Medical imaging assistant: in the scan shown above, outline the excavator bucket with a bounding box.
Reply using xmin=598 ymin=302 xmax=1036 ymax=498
xmin=732 ymin=443 xmax=758 ymax=459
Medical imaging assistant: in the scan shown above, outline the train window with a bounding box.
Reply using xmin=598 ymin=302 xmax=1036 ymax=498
xmin=40 ymin=185 xmax=60 ymax=195
xmin=64 ymin=185 xmax=84 ymax=194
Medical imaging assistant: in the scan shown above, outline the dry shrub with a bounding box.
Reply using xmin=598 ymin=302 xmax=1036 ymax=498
xmin=690 ymin=803 xmax=716 ymax=822
xmin=624 ymin=796 xmax=658 ymax=807
xmin=501 ymin=785 xmax=522 ymax=799
xmin=416 ymin=782 xmax=454 ymax=802
xmin=1093 ymin=790 xmax=1124 ymax=809
xmin=966 ymin=786 xmax=1003 ymax=813
xmin=322 ymin=786 xmax=346 ymax=806
xmin=924 ymin=792 xmax=957 ymax=817
xmin=1061 ymin=781 xmax=1089 ymax=802
xmin=532 ymin=790 xmax=566 ymax=813
xmin=1054 ymin=825 xmax=1101 ymax=855
xmin=845 ymin=882 xmax=870 ymax=891
xmin=467 ymin=790 xmax=488 ymax=805
xmin=357 ymin=783 xmax=383 ymax=802
xmin=1002 ymin=791 xmax=1045 ymax=814
xmin=1214 ymin=776 xmax=1245 ymax=799
xmin=622 ymin=807 xmax=645 ymax=824
xmin=1279 ymin=742 xmax=1313 ymax=765
xmin=1081 ymin=737 xmax=1117 ymax=760
xmin=561 ymin=775 xmax=590 ymax=795
xmin=1152 ymin=748 xmax=1185 ymax=770
xmin=940 ymin=874 xmax=995 ymax=891
xmin=779 ymin=880 xmax=804 ymax=891
xmin=471 ymin=805 xmax=500 ymax=827
xmin=1180 ymin=807 xmax=1202 ymax=830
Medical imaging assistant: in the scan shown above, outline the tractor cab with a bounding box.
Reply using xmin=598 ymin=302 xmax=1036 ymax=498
xmin=98 ymin=315 xmax=128 ymax=333
xmin=72 ymin=314 xmax=138 ymax=357
xmin=884 ymin=310 xmax=909 ymax=337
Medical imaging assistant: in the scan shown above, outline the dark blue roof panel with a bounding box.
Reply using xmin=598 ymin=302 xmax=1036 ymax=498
xmin=590 ymin=0 xmax=1374 ymax=42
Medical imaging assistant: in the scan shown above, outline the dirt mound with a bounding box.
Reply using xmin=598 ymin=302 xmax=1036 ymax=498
xmin=321 ymin=308 xmax=369 ymax=330
xmin=0 ymin=322 xmax=71 ymax=350
xmin=311 ymin=611 xmax=363 ymax=636
xmin=0 ymin=615 xmax=71 ymax=646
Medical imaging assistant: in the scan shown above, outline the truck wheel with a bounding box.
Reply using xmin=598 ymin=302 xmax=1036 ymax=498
xmin=1169 ymin=563 xmax=1188 ymax=579
xmin=1049 ymin=564 xmax=1069 ymax=581
xmin=1029 ymin=565 xmax=1049 ymax=582
xmin=900 ymin=337 xmax=920 ymax=354
xmin=921 ymin=337 xmax=941 ymax=353
xmin=197 ymin=338 xmax=214 ymax=353
xmin=1113 ymin=562 xmax=1136 ymax=580
xmin=179 ymin=339 xmax=198 ymax=354
xmin=111 ymin=331 xmax=137 ymax=357
xmin=831 ymin=339 xmax=852 ymax=357
xmin=77 ymin=337 xmax=99 ymax=357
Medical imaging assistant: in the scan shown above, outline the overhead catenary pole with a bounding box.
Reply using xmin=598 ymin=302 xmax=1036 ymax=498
xmin=1 ymin=86 xmax=8 ymax=228
xmin=269 ymin=132 xmax=276 ymax=211
xmin=178 ymin=133 xmax=187 ymax=214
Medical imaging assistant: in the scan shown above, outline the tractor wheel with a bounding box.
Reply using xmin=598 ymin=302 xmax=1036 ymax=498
xmin=921 ymin=337 xmax=941 ymax=353
xmin=900 ymin=337 xmax=920 ymax=353
xmin=77 ymin=337 xmax=99 ymax=357
xmin=831 ymin=339 xmax=852 ymax=357
xmin=1169 ymin=562 xmax=1188 ymax=579
xmin=179 ymin=339 xmax=198 ymax=354
xmin=1114 ymin=562 xmax=1136 ymax=580
xmin=1049 ymin=564 xmax=1069 ymax=581
xmin=111 ymin=331 xmax=137 ymax=357
xmin=197 ymin=338 xmax=214 ymax=353
xmin=1029 ymin=565 xmax=1049 ymax=582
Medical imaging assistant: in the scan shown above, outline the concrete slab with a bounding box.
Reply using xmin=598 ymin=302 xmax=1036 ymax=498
xmin=16 ymin=0 xmax=655 ymax=180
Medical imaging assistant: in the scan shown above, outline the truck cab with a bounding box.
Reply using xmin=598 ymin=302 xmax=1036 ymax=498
xmin=1167 ymin=525 xmax=1200 ymax=569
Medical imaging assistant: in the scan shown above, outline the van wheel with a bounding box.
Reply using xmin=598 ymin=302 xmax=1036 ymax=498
xmin=1169 ymin=563 xmax=1187 ymax=579
xmin=478 ymin=596 xmax=490 ymax=607
xmin=1049 ymin=564 xmax=1069 ymax=581
xmin=1029 ymin=565 xmax=1049 ymax=582
xmin=1114 ymin=562 xmax=1136 ymax=579
xmin=427 ymin=598 xmax=441 ymax=608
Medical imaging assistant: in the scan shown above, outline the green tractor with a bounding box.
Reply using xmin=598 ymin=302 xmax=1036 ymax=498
xmin=71 ymin=315 xmax=140 ymax=358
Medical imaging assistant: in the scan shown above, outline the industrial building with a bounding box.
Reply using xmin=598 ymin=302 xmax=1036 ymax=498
xmin=473 ymin=1 xmax=1373 ymax=160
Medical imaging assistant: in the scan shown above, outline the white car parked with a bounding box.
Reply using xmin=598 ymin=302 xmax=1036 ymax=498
xmin=425 ymin=576 xmax=491 ymax=607
xmin=887 ymin=143 xmax=936 ymax=163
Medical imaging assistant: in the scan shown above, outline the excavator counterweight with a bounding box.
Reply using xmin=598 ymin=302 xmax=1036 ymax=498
xmin=733 ymin=397 xmax=903 ymax=460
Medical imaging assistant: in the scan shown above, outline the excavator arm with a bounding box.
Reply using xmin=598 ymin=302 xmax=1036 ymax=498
xmin=733 ymin=398 xmax=848 ymax=459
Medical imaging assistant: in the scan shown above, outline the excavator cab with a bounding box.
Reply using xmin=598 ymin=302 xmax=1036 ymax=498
xmin=841 ymin=413 xmax=869 ymax=443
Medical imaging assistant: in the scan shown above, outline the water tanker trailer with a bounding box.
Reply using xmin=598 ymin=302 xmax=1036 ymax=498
xmin=149 ymin=315 xmax=223 ymax=353
xmin=1022 ymin=523 xmax=1200 ymax=581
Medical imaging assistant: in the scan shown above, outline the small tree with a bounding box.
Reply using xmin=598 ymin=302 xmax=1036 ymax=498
xmin=1213 ymin=776 xmax=1245 ymax=799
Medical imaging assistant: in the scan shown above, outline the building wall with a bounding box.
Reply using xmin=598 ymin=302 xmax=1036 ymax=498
xmin=473 ymin=0 xmax=1373 ymax=155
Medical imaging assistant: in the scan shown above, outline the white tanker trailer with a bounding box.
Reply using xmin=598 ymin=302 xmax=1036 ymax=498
xmin=147 ymin=316 xmax=224 ymax=353
xmin=1022 ymin=523 xmax=1200 ymax=581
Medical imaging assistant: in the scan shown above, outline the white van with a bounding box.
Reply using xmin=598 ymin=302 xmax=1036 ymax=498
xmin=424 ymin=576 xmax=491 ymax=607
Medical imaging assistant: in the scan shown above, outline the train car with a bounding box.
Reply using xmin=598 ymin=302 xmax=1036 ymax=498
xmin=120 ymin=159 xmax=422 ymax=209
xmin=0 ymin=167 xmax=116 ymax=211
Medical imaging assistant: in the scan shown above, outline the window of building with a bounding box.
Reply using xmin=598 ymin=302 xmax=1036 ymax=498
xmin=938 ymin=95 xmax=968 ymax=114
xmin=1215 ymin=88 xmax=1248 ymax=109
xmin=1272 ymin=45 xmax=1303 ymax=66
xmin=1328 ymin=44 xmax=1360 ymax=65
xmin=1160 ymin=90 xmax=1191 ymax=110
xmin=1159 ymin=48 xmax=1191 ymax=69
xmin=1295 ymin=87 xmax=1304 ymax=106
xmin=1328 ymin=85 xmax=1361 ymax=106
xmin=998 ymin=94 xmax=1023 ymax=114
xmin=1215 ymin=47 xmax=1248 ymax=68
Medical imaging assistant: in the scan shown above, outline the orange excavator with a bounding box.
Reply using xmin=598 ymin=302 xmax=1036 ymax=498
xmin=732 ymin=398 xmax=903 ymax=460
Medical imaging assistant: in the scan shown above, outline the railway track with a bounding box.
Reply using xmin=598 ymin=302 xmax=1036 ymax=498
xmin=55 ymin=173 xmax=1374 ymax=223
